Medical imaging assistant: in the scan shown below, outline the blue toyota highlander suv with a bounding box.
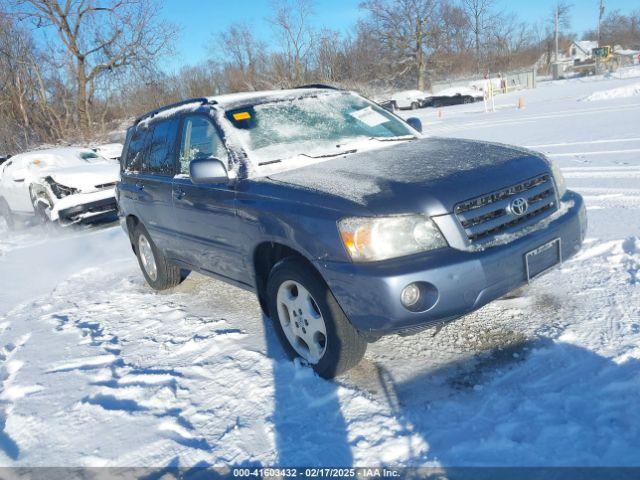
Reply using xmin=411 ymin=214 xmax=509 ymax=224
xmin=117 ymin=86 xmax=587 ymax=378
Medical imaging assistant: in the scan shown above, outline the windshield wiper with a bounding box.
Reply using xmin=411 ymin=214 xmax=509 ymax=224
xmin=370 ymin=135 xmax=417 ymax=142
xmin=258 ymin=159 xmax=282 ymax=166
xmin=300 ymin=149 xmax=358 ymax=159
xmin=258 ymin=149 xmax=357 ymax=166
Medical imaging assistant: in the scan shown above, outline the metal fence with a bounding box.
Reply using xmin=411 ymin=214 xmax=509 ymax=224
xmin=430 ymin=69 xmax=537 ymax=95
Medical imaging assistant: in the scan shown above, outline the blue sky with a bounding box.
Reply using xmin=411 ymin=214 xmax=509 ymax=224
xmin=160 ymin=0 xmax=638 ymax=71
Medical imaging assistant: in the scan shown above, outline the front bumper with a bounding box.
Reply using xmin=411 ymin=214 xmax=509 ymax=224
xmin=55 ymin=193 xmax=118 ymax=225
xmin=315 ymin=191 xmax=587 ymax=335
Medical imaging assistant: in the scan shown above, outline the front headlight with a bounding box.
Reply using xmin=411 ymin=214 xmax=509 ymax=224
xmin=549 ymin=160 xmax=567 ymax=198
xmin=44 ymin=176 xmax=78 ymax=199
xmin=338 ymin=215 xmax=447 ymax=262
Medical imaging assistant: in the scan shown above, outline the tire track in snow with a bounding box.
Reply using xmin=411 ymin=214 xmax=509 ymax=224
xmin=0 ymin=333 xmax=34 ymax=461
xmin=41 ymin=272 xmax=244 ymax=455
xmin=6 ymin=263 xmax=433 ymax=466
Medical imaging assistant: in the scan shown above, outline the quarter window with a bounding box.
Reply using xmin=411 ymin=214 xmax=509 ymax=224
xmin=124 ymin=127 xmax=148 ymax=172
xmin=179 ymin=116 xmax=227 ymax=175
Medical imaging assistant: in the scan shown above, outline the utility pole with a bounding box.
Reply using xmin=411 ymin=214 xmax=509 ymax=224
xmin=555 ymin=6 xmax=559 ymax=62
xmin=597 ymin=0 xmax=605 ymax=45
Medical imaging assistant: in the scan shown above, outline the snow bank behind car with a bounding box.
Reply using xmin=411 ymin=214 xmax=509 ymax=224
xmin=583 ymin=82 xmax=640 ymax=102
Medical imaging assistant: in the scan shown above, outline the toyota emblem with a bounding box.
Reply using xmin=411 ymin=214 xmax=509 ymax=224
xmin=509 ymin=197 xmax=529 ymax=216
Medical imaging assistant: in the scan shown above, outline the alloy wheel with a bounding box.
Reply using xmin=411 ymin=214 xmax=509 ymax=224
xmin=276 ymin=280 xmax=327 ymax=364
xmin=138 ymin=234 xmax=158 ymax=281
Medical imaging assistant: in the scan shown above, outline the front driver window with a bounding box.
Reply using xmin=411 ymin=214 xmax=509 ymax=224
xmin=179 ymin=116 xmax=228 ymax=175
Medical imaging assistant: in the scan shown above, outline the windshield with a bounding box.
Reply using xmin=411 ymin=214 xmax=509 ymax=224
xmin=224 ymin=92 xmax=416 ymax=167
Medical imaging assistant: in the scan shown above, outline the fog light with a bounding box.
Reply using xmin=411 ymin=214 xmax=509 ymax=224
xmin=401 ymin=283 xmax=421 ymax=308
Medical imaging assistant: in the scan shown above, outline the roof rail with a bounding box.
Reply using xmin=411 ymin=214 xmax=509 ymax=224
xmin=292 ymin=83 xmax=341 ymax=91
xmin=135 ymin=97 xmax=212 ymax=124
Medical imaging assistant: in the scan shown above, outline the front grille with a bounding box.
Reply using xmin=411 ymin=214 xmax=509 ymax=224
xmin=454 ymin=174 xmax=557 ymax=244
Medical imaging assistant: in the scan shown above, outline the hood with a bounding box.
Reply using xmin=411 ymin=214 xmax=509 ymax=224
xmin=46 ymin=163 xmax=120 ymax=192
xmin=267 ymin=137 xmax=551 ymax=216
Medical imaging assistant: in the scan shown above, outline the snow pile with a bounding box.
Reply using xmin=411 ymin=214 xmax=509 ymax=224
xmin=582 ymin=82 xmax=640 ymax=101
xmin=608 ymin=66 xmax=640 ymax=80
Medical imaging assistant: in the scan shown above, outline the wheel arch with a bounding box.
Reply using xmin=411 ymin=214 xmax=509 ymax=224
xmin=125 ymin=214 xmax=141 ymax=251
xmin=252 ymin=241 xmax=323 ymax=317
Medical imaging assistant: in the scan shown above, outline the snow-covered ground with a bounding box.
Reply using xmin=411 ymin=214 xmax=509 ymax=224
xmin=1 ymin=69 xmax=640 ymax=468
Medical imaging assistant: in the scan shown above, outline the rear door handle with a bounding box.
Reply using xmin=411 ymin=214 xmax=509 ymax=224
xmin=174 ymin=188 xmax=186 ymax=200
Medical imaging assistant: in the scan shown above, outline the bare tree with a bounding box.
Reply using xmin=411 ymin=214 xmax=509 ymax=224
xmin=585 ymin=9 xmax=640 ymax=48
xmin=0 ymin=12 xmax=72 ymax=151
xmin=217 ymin=23 xmax=268 ymax=91
xmin=461 ymin=0 xmax=498 ymax=74
xmin=11 ymin=0 xmax=177 ymax=136
xmin=551 ymin=1 xmax=572 ymax=61
xmin=267 ymin=0 xmax=316 ymax=86
xmin=361 ymin=0 xmax=437 ymax=90
xmin=428 ymin=0 xmax=472 ymax=77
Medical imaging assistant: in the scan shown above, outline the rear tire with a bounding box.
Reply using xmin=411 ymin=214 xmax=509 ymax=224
xmin=266 ymin=257 xmax=367 ymax=378
xmin=133 ymin=223 xmax=185 ymax=290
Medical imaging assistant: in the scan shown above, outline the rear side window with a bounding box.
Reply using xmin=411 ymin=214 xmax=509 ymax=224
xmin=148 ymin=119 xmax=179 ymax=176
xmin=124 ymin=127 xmax=148 ymax=173
xmin=179 ymin=116 xmax=228 ymax=175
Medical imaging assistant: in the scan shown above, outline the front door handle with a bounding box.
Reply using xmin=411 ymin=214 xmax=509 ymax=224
xmin=174 ymin=188 xmax=186 ymax=200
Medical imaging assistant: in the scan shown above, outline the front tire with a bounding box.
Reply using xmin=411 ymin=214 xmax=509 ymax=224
xmin=30 ymin=190 xmax=56 ymax=227
xmin=0 ymin=198 xmax=15 ymax=230
xmin=410 ymin=101 xmax=419 ymax=110
xmin=266 ymin=257 xmax=367 ymax=378
xmin=133 ymin=223 xmax=185 ymax=290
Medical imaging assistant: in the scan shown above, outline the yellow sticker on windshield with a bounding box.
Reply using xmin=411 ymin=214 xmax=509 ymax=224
xmin=233 ymin=111 xmax=251 ymax=121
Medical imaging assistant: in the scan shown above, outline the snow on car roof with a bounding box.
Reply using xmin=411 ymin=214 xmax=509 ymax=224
xmin=134 ymin=89 xmax=338 ymax=127
xmin=209 ymin=88 xmax=339 ymax=109
xmin=389 ymin=90 xmax=429 ymax=99
xmin=8 ymin=147 xmax=108 ymax=167
xmin=435 ymin=86 xmax=481 ymax=97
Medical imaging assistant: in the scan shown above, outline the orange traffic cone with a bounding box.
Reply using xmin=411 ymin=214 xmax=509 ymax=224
xmin=517 ymin=97 xmax=525 ymax=109
xmin=437 ymin=109 xmax=443 ymax=119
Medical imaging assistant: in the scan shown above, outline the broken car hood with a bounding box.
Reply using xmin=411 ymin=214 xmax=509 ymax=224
xmin=47 ymin=163 xmax=120 ymax=192
xmin=267 ymin=137 xmax=551 ymax=216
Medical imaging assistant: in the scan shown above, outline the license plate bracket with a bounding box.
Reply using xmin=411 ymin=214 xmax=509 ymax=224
xmin=525 ymin=238 xmax=562 ymax=282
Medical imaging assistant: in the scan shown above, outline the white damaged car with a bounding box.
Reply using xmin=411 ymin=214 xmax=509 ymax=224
xmin=0 ymin=147 xmax=120 ymax=228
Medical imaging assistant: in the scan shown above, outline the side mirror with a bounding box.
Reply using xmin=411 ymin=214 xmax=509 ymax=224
xmin=190 ymin=157 xmax=229 ymax=184
xmin=406 ymin=117 xmax=422 ymax=133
